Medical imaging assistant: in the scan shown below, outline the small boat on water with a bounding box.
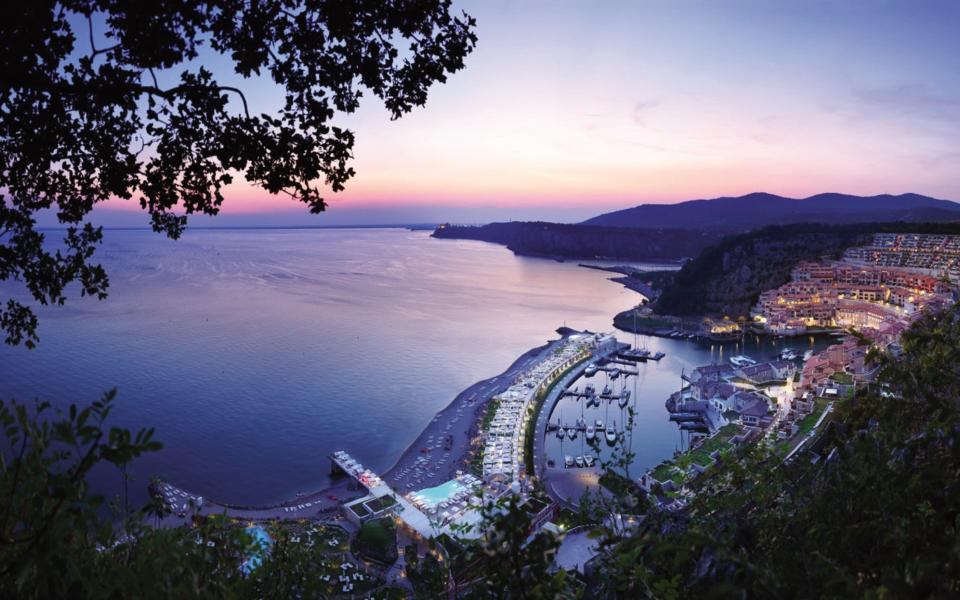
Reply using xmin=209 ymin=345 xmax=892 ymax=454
xmin=584 ymin=383 xmax=596 ymax=396
xmin=575 ymin=456 xmax=585 ymax=468
xmin=585 ymin=425 xmax=596 ymax=441
xmin=651 ymin=351 xmax=665 ymax=360
xmin=618 ymin=389 xmax=630 ymax=409
xmin=605 ymin=422 xmax=618 ymax=443
xmin=779 ymin=349 xmax=797 ymax=360
xmin=564 ymin=456 xmax=574 ymax=468
xmin=557 ymin=427 xmax=566 ymax=440
xmin=729 ymin=355 xmax=757 ymax=368
xmin=595 ymin=419 xmax=604 ymax=431
xmin=610 ymin=368 xmax=621 ymax=380
xmin=568 ymin=427 xmax=577 ymax=440
xmin=583 ymin=455 xmax=596 ymax=467
xmin=576 ymin=416 xmax=586 ymax=429
xmin=602 ymin=384 xmax=612 ymax=396
xmin=803 ymin=349 xmax=813 ymax=361
xmin=584 ymin=364 xmax=598 ymax=377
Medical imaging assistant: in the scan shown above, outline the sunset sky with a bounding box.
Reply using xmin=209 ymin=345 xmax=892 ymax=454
xmin=95 ymin=0 xmax=960 ymax=226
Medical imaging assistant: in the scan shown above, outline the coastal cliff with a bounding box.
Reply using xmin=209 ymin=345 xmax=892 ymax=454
xmin=431 ymin=221 xmax=720 ymax=261
xmin=652 ymin=222 xmax=960 ymax=318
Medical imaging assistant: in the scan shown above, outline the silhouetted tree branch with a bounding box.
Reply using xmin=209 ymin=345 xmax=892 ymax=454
xmin=0 ymin=0 xmax=477 ymax=347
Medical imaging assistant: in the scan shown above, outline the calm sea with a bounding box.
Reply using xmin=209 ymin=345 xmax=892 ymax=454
xmin=0 ymin=228 xmax=826 ymax=506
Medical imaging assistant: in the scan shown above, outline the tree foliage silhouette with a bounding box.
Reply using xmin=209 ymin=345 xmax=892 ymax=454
xmin=0 ymin=0 xmax=476 ymax=347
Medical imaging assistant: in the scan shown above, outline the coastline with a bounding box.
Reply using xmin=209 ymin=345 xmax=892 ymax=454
xmin=379 ymin=337 xmax=558 ymax=488
xmin=154 ymin=333 xmax=571 ymax=524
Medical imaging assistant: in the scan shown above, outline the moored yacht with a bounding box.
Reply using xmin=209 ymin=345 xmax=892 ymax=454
xmin=602 ymin=384 xmax=612 ymax=396
xmin=605 ymin=421 xmax=618 ymax=443
xmin=729 ymin=355 xmax=757 ymax=368
xmin=568 ymin=427 xmax=577 ymax=440
xmin=618 ymin=389 xmax=630 ymax=409
xmin=557 ymin=427 xmax=565 ymax=440
xmin=564 ymin=455 xmax=574 ymax=468
xmin=585 ymin=425 xmax=596 ymax=441
xmin=584 ymin=364 xmax=598 ymax=377
xmin=575 ymin=456 xmax=585 ymax=468
xmin=610 ymin=367 xmax=621 ymax=379
xmin=595 ymin=419 xmax=604 ymax=431
xmin=583 ymin=455 xmax=596 ymax=467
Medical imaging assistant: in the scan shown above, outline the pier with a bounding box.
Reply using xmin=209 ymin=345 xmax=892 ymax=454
xmin=329 ymin=451 xmax=390 ymax=494
xmin=561 ymin=390 xmax=631 ymax=404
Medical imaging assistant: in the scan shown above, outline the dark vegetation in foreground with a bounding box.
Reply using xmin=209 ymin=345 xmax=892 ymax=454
xmin=3 ymin=303 xmax=960 ymax=597
xmin=650 ymin=221 xmax=960 ymax=318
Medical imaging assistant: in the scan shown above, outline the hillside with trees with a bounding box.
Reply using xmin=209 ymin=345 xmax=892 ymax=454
xmin=431 ymin=222 xmax=720 ymax=261
xmin=652 ymin=222 xmax=960 ymax=318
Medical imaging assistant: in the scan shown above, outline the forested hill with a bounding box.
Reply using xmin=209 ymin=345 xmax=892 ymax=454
xmin=652 ymin=222 xmax=960 ymax=317
xmin=431 ymin=222 xmax=721 ymax=261
xmin=583 ymin=192 xmax=960 ymax=231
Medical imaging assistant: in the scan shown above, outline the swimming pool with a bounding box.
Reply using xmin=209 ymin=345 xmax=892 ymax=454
xmin=241 ymin=525 xmax=273 ymax=574
xmin=412 ymin=480 xmax=467 ymax=508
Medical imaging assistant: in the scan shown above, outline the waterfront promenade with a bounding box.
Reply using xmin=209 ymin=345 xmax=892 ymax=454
xmin=381 ymin=336 xmax=561 ymax=493
xmin=532 ymin=342 xmax=624 ymax=508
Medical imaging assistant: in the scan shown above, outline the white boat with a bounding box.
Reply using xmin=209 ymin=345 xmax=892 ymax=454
xmin=618 ymin=389 xmax=630 ymax=409
xmin=605 ymin=422 xmax=617 ymax=443
xmin=729 ymin=355 xmax=757 ymax=368
xmin=610 ymin=368 xmax=621 ymax=380
xmin=584 ymin=364 xmax=598 ymax=377
xmin=564 ymin=456 xmax=574 ymax=468
xmin=595 ymin=419 xmax=604 ymax=431
xmin=557 ymin=427 xmax=565 ymax=440
xmin=803 ymin=350 xmax=813 ymax=361
xmin=568 ymin=427 xmax=577 ymax=440
xmin=602 ymin=384 xmax=612 ymax=396
xmin=585 ymin=426 xmax=596 ymax=441
xmin=583 ymin=455 xmax=596 ymax=467
xmin=584 ymin=383 xmax=595 ymax=396
xmin=575 ymin=456 xmax=585 ymax=468
xmin=576 ymin=416 xmax=586 ymax=429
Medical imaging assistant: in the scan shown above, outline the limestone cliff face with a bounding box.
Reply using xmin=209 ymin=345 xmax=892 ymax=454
xmin=654 ymin=226 xmax=877 ymax=317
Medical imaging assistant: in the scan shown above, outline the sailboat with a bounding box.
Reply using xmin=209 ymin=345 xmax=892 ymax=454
xmin=618 ymin=388 xmax=630 ymax=409
xmin=585 ymin=425 xmax=596 ymax=441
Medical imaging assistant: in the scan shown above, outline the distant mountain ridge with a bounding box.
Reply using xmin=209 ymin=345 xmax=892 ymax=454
xmin=582 ymin=192 xmax=960 ymax=231
xmin=431 ymin=222 xmax=720 ymax=261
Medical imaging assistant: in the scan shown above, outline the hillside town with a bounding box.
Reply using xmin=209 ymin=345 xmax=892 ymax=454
xmin=640 ymin=232 xmax=960 ymax=511
xmin=752 ymin=246 xmax=954 ymax=336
